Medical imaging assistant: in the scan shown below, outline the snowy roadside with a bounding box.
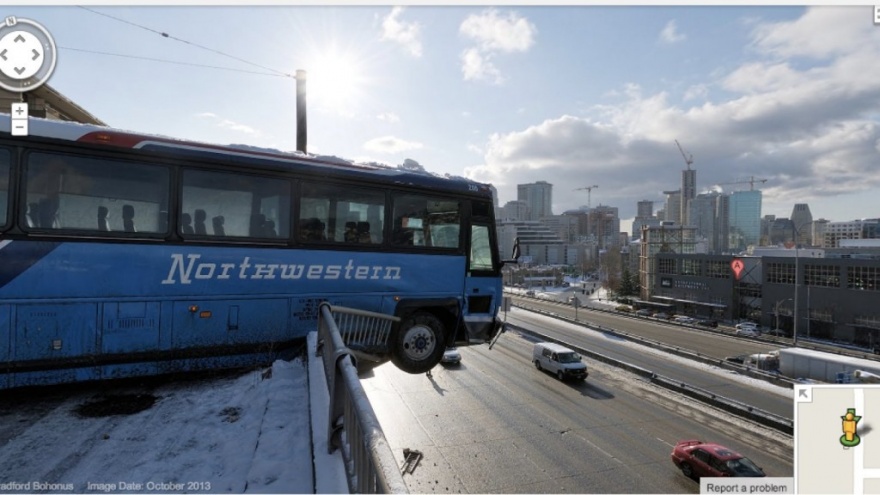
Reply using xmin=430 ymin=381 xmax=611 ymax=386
xmin=0 ymin=347 xmax=346 ymax=494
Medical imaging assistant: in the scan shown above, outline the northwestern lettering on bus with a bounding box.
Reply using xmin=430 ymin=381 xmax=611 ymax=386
xmin=161 ymin=254 xmax=403 ymax=284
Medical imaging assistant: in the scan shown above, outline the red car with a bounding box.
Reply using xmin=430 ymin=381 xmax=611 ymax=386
xmin=670 ymin=440 xmax=765 ymax=479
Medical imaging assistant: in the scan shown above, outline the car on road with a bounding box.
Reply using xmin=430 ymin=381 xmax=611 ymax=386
xmin=615 ymin=305 xmax=631 ymax=312
xmin=696 ymin=319 xmax=718 ymax=328
xmin=441 ymin=347 xmax=461 ymax=364
xmin=635 ymin=309 xmax=653 ymax=317
xmin=532 ymin=342 xmax=588 ymax=381
xmin=525 ymin=290 xmax=536 ymax=296
xmin=653 ymin=312 xmax=671 ymax=320
xmin=671 ymin=440 xmax=765 ymax=479
xmin=735 ymin=327 xmax=761 ymax=337
xmin=763 ymin=328 xmax=788 ymax=337
xmin=673 ymin=316 xmax=695 ymax=324
xmin=735 ymin=322 xmax=758 ymax=331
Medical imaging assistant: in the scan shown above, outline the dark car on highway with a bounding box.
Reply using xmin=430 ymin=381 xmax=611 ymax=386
xmin=696 ymin=319 xmax=718 ymax=328
xmin=671 ymin=440 xmax=765 ymax=480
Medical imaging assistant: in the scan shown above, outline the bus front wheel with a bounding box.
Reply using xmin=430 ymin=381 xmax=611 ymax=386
xmin=391 ymin=312 xmax=446 ymax=374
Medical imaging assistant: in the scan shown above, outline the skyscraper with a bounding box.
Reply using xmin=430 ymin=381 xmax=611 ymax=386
xmin=728 ymin=190 xmax=762 ymax=251
xmin=637 ymin=200 xmax=654 ymax=219
xmin=664 ymin=190 xmax=682 ymax=225
xmin=681 ymin=169 xmax=696 ymax=226
xmin=790 ymin=203 xmax=813 ymax=246
xmin=688 ymin=191 xmax=729 ymax=254
xmin=517 ymin=181 xmax=553 ymax=221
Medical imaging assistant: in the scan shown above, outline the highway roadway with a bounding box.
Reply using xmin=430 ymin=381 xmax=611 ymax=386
xmin=362 ymin=328 xmax=793 ymax=493
xmin=504 ymin=305 xmax=794 ymax=419
xmin=512 ymin=292 xmax=785 ymax=361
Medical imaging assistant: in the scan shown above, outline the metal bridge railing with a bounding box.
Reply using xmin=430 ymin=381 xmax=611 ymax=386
xmin=317 ymin=303 xmax=408 ymax=494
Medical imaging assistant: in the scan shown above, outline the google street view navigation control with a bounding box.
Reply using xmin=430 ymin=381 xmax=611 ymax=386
xmin=1 ymin=16 xmax=57 ymax=136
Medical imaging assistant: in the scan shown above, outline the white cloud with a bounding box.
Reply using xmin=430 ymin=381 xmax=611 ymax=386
xmin=459 ymin=9 xmax=536 ymax=84
xmin=196 ymin=112 xmax=259 ymax=135
xmin=683 ymin=84 xmax=708 ymax=101
xmin=380 ymin=7 xmax=422 ymax=57
xmin=722 ymin=62 xmax=802 ymax=94
xmin=363 ymin=135 xmax=424 ymax=154
xmin=749 ymin=6 xmax=872 ymax=59
xmin=659 ymin=20 xmax=686 ymax=44
xmin=465 ymin=5 xmax=880 ymax=220
xmin=377 ymin=112 xmax=400 ymax=123
xmin=461 ymin=48 xmax=502 ymax=84
xmin=464 ymin=7 xmax=880 ymax=226
xmin=459 ymin=9 xmax=537 ymax=53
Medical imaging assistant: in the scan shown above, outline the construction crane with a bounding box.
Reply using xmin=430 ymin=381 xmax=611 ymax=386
xmin=675 ymin=139 xmax=693 ymax=170
xmin=574 ymin=185 xmax=599 ymax=208
xmin=715 ymin=176 xmax=768 ymax=191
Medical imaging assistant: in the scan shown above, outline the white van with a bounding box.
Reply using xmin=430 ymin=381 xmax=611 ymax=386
xmin=532 ymin=342 xmax=588 ymax=381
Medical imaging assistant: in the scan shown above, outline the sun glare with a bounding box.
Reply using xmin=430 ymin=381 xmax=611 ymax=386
xmin=307 ymin=47 xmax=364 ymax=114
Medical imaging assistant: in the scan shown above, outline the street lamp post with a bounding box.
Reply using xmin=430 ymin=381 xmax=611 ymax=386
xmin=793 ymin=244 xmax=799 ymax=346
xmin=775 ymin=298 xmax=793 ymax=335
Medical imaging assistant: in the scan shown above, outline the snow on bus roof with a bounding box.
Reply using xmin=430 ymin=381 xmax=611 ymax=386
xmin=2 ymin=113 xmax=485 ymax=186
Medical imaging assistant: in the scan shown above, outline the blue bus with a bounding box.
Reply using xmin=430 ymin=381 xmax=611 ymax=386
xmin=0 ymin=116 xmax=504 ymax=388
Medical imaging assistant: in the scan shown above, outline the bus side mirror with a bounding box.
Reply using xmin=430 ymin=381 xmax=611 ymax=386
xmin=501 ymin=238 xmax=520 ymax=266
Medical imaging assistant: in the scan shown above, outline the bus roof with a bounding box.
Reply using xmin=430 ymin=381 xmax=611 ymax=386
xmin=0 ymin=114 xmax=495 ymax=198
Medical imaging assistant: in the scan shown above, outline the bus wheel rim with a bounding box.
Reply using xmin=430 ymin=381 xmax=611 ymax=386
xmin=401 ymin=325 xmax=436 ymax=360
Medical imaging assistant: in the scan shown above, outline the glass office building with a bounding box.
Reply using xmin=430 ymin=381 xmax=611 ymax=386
xmin=728 ymin=190 xmax=762 ymax=252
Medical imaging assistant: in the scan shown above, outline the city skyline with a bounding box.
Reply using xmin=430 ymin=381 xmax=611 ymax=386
xmin=7 ymin=6 xmax=879 ymax=228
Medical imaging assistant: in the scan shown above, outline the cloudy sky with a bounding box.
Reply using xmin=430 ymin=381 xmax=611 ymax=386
xmin=12 ymin=5 xmax=880 ymax=230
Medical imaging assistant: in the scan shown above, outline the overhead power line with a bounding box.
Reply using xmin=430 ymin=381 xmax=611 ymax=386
xmin=60 ymin=46 xmax=288 ymax=77
xmin=78 ymin=6 xmax=294 ymax=79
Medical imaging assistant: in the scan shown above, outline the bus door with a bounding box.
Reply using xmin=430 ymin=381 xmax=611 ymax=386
xmin=463 ymin=221 xmax=502 ymax=344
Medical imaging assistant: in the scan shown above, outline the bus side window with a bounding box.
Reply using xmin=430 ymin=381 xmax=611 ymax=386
xmin=392 ymin=193 xmax=460 ymax=249
xmin=300 ymin=181 xmax=385 ymax=244
xmin=23 ymin=152 xmax=169 ymax=234
xmin=181 ymin=169 xmax=290 ymax=240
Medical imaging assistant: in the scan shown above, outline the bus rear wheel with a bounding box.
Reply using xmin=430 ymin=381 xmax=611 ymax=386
xmin=391 ymin=312 xmax=446 ymax=374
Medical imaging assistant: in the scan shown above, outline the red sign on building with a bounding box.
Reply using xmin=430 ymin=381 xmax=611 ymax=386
xmin=730 ymin=258 xmax=745 ymax=280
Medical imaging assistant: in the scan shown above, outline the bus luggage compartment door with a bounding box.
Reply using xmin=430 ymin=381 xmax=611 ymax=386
xmin=171 ymin=299 xmax=289 ymax=349
xmin=15 ymin=303 xmax=98 ymax=361
xmin=102 ymin=302 xmax=160 ymax=354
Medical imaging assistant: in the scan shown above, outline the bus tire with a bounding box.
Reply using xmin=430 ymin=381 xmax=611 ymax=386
xmin=391 ymin=312 xmax=446 ymax=374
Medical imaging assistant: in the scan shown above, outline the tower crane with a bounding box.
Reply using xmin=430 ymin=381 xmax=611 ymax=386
xmin=714 ymin=176 xmax=768 ymax=191
xmin=574 ymin=185 xmax=599 ymax=208
xmin=675 ymin=139 xmax=693 ymax=170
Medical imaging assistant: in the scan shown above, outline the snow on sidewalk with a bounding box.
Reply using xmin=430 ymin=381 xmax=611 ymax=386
xmin=0 ymin=358 xmax=323 ymax=494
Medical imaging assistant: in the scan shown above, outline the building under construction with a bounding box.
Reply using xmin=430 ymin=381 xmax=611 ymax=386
xmin=639 ymin=223 xmax=697 ymax=300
